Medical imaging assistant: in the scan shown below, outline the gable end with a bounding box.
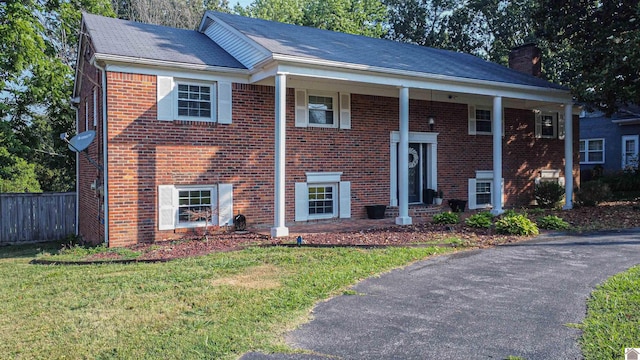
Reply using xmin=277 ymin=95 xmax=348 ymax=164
xmin=202 ymin=20 xmax=268 ymax=70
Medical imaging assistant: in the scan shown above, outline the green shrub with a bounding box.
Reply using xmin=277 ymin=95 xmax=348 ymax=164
xmin=534 ymin=181 xmax=565 ymax=208
xmin=495 ymin=213 xmax=539 ymax=236
xmin=601 ymin=171 xmax=640 ymax=191
xmin=575 ymin=180 xmax=612 ymax=206
xmin=465 ymin=212 xmax=493 ymax=228
xmin=432 ymin=211 xmax=460 ymax=225
xmin=526 ymin=207 xmax=545 ymax=216
xmin=537 ymin=215 xmax=570 ymax=230
xmin=502 ymin=209 xmax=519 ymax=218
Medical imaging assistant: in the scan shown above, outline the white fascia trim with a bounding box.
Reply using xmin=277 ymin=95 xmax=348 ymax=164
xmin=272 ymin=57 xmax=573 ymax=103
xmin=93 ymin=53 xmax=250 ymax=76
xmin=72 ymin=22 xmax=86 ymax=98
xmin=199 ymin=13 xmax=272 ymax=60
xmin=102 ymin=63 xmax=250 ymax=84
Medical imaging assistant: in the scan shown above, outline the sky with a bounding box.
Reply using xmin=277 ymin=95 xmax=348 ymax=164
xmin=230 ymin=0 xmax=253 ymax=8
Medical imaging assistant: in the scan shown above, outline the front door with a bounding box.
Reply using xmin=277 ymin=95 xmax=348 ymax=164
xmin=408 ymin=143 xmax=421 ymax=203
xmin=398 ymin=143 xmax=427 ymax=203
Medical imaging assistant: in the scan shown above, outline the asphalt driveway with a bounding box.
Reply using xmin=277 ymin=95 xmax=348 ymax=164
xmin=242 ymin=229 xmax=640 ymax=359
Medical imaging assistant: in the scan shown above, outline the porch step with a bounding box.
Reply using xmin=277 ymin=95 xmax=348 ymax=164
xmin=385 ymin=204 xmax=446 ymax=219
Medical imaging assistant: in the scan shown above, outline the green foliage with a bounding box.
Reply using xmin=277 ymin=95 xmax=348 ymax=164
xmin=534 ymin=1 xmax=640 ymax=113
xmin=534 ymin=181 xmax=565 ymax=208
xmin=580 ymin=265 xmax=640 ymax=359
xmin=384 ymin=0 xmax=537 ymax=63
xmin=495 ymin=213 xmax=539 ymax=236
xmin=0 ymin=146 xmax=41 ymax=192
xmin=241 ymin=0 xmax=388 ymax=38
xmin=0 ymin=0 xmax=113 ymax=192
xmin=465 ymin=211 xmax=493 ymax=228
xmin=536 ymin=215 xmax=569 ymax=230
xmin=575 ymin=181 xmax=612 ymax=207
xmin=432 ymin=211 xmax=460 ymax=225
xmin=600 ymin=172 xmax=640 ymax=193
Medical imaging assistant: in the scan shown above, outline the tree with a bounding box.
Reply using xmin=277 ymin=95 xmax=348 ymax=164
xmin=0 ymin=0 xmax=113 ymax=192
xmin=384 ymin=0 xmax=454 ymax=47
xmin=534 ymin=1 xmax=640 ymax=113
xmin=112 ymin=0 xmax=231 ymax=29
xmin=238 ymin=0 xmax=387 ymax=38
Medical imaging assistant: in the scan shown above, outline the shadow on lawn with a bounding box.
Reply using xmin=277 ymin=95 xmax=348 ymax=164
xmin=0 ymin=241 xmax=64 ymax=260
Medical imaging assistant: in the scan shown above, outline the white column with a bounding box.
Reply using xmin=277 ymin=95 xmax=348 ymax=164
xmin=396 ymin=87 xmax=412 ymax=225
xmin=563 ymin=103 xmax=574 ymax=210
xmin=491 ymin=96 xmax=504 ymax=216
xmin=271 ymin=73 xmax=289 ymax=237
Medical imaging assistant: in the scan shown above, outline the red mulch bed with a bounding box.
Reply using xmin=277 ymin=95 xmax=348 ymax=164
xmin=81 ymin=201 xmax=640 ymax=262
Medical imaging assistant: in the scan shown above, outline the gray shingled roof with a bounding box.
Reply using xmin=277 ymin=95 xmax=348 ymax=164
xmin=83 ymin=13 xmax=245 ymax=69
xmin=210 ymin=11 xmax=566 ymax=90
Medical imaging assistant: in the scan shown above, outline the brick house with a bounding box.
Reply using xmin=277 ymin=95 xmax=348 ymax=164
xmin=73 ymin=12 xmax=578 ymax=247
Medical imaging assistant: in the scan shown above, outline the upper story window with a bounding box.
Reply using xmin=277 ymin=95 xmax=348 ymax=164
xmin=579 ymin=139 xmax=605 ymax=164
xmin=177 ymin=83 xmax=212 ymax=120
xmin=157 ymin=76 xmax=232 ymax=124
xmin=475 ymin=108 xmax=492 ymax=133
xmin=535 ymin=111 xmax=565 ymax=139
xmin=308 ymin=95 xmax=336 ymax=126
xmin=295 ymin=89 xmax=350 ymax=129
xmin=468 ymin=105 xmax=504 ymax=135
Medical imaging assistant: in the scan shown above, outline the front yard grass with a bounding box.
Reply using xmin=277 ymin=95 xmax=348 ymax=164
xmin=0 ymin=243 xmax=450 ymax=359
xmin=580 ymin=265 xmax=640 ymax=359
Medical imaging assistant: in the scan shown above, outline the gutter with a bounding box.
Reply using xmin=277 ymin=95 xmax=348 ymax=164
xmin=93 ymin=60 xmax=109 ymax=247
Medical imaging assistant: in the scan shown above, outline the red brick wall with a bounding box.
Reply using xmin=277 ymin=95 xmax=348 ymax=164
xmin=76 ymin=33 xmax=105 ymax=245
xmin=99 ymin=71 xmax=579 ymax=247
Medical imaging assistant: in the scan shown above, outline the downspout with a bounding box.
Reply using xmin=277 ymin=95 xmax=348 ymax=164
xmin=93 ymin=61 xmax=109 ymax=246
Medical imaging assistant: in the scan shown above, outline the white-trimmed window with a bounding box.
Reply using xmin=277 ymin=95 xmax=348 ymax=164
xmin=308 ymin=184 xmax=337 ymax=219
xmin=157 ymin=76 xmax=232 ymax=124
xmin=308 ymin=94 xmax=337 ymax=127
xmin=177 ymin=83 xmax=212 ymax=119
xmin=468 ymin=171 xmax=503 ymax=210
xmin=535 ymin=111 xmax=565 ymax=139
xmin=468 ymin=105 xmax=504 ymax=135
xmin=622 ymin=135 xmax=639 ymax=169
xmin=158 ymin=184 xmax=234 ymax=230
xmin=178 ymin=188 xmax=213 ymax=225
xmin=295 ymin=172 xmax=351 ymax=221
xmin=295 ymin=89 xmax=351 ymax=129
xmin=579 ymin=139 xmax=605 ymax=164
xmin=535 ymin=169 xmax=565 ymax=186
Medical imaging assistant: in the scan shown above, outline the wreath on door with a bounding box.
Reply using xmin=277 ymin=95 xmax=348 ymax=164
xmin=408 ymin=147 xmax=419 ymax=168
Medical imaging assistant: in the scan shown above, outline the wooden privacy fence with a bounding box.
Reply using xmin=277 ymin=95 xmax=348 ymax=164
xmin=0 ymin=192 xmax=76 ymax=244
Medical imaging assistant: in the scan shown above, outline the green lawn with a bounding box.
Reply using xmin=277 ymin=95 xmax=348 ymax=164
xmin=580 ymin=265 xmax=640 ymax=359
xmin=0 ymin=242 xmax=450 ymax=359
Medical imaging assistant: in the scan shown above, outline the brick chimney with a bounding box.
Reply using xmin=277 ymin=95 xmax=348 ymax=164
xmin=509 ymin=43 xmax=542 ymax=77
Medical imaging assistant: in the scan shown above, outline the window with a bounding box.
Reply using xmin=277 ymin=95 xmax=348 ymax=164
xmin=308 ymin=184 xmax=336 ymax=218
xmin=579 ymin=139 xmax=605 ymax=164
xmin=475 ymin=108 xmax=492 ymax=133
xmin=157 ymin=76 xmax=232 ymax=124
xmin=177 ymin=84 xmax=212 ymax=119
xmin=178 ymin=189 xmax=213 ymax=225
xmin=475 ymin=181 xmax=492 ymax=206
xmin=622 ymin=135 xmax=639 ymax=170
xmin=308 ymin=95 xmax=335 ymax=126
xmin=158 ymin=184 xmax=235 ymax=230
xmin=540 ymin=114 xmax=555 ymax=137
xmin=535 ymin=112 xmax=565 ymax=139
xmin=468 ymin=171 xmax=503 ymax=210
xmin=295 ymin=89 xmax=350 ymax=129
xmin=295 ymin=172 xmax=351 ymax=221
xmin=468 ymin=105 xmax=504 ymax=135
